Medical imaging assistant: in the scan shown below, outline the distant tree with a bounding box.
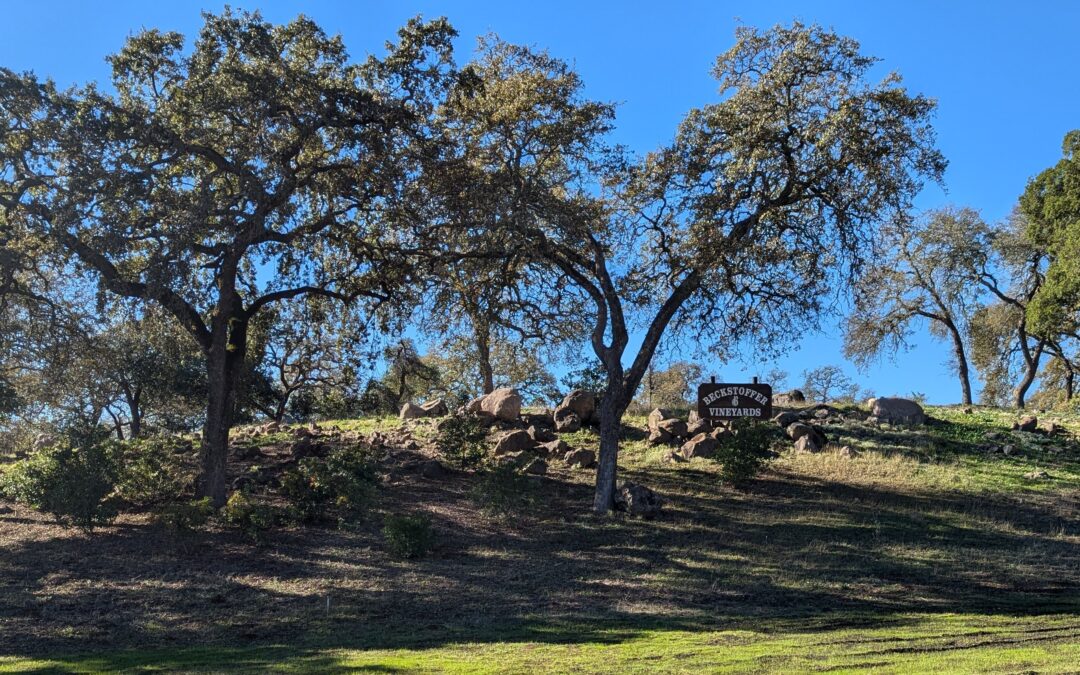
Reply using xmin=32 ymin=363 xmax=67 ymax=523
xmin=844 ymin=207 xmax=985 ymax=405
xmin=424 ymin=335 xmax=558 ymax=405
xmin=0 ymin=12 xmax=456 ymax=505
xmin=378 ymin=339 xmax=443 ymax=411
xmin=801 ymin=365 xmax=859 ymax=403
xmin=438 ymin=24 xmax=944 ymax=511
xmin=763 ymin=368 xmax=790 ymax=392
xmin=634 ymin=361 xmax=702 ymax=412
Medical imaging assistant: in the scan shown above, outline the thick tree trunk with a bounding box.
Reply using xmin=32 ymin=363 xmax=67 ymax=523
xmin=125 ymin=386 xmax=142 ymax=439
xmin=197 ymin=318 xmax=248 ymax=508
xmin=1014 ymin=323 xmax=1043 ymax=410
xmin=944 ymin=322 xmax=973 ymax=406
xmin=1015 ymin=363 xmax=1038 ymax=410
xmin=593 ymin=382 xmax=627 ymax=514
xmin=1065 ymin=368 xmax=1075 ymax=402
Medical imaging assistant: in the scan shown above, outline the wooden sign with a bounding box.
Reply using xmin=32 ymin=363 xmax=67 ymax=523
xmin=697 ymin=383 xmax=773 ymax=420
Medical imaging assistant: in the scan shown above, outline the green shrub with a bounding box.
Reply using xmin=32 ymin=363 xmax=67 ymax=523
xmin=155 ymin=497 xmax=215 ymax=532
xmin=223 ymin=491 xmax=277 ymax=543
xmin=434 ymin=414 xmax=489 ymax=470
xmin=0 ymin=441 xmax=120 ymax=530
xmin=714 ymin=419 xmax=777 ymax=483
xmin=469 ymin=462 xmax=538 ymax=519
xmin=383 ymin=513 xmax=436 ymax=559
xmin=114 ymin=435 xmax=197 ymax=506
xmin=279 ymin=444 xmax=377 ymax=525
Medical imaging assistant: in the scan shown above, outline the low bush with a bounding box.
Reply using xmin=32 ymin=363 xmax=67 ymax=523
xmin=714 ymin=419 xmax=777 ymax=483
xmin=383 ymin=513 xmax=436 ymax=559
xmin=223 ymin=490 xmax=277 ymax=543
xmin=0 ymin=440 xmax=120 ymax=530
xmin=279 ymin=444 xmax=378 ymax=525
xmin=469 ymin=462 xmax=538 ymax=519
xmin=114 ymin=435 xmax=197 ymax=506
xmin=154 ymin=497 xmax=215 ymax=532
xmin=434 ymin=414 xmax=489 ymax=470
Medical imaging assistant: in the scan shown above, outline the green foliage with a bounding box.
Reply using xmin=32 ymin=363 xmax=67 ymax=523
xmin=469 ymin=462 xmax=538 ymax=519
xmin=434 ymin=414 xmax=489 ymax=470
xmin=714 ymin=419 xmax=777 ymax=483
xmin=0 ymin=440 xmax=119 ymax=529
xmin=560 ymin=363 xmax=608 ymax=395
xmin=114 ymin=435 xmax=197 ymax=506
xmin=154 ymin=497 xmax=215 ymax=532
xmin=383 ymin=513 xmax=436 ymax=559
xmin=223 ymin=491 xmax=278 ymax=543
xmin=279 ymin=444 xmax=378 ymax=525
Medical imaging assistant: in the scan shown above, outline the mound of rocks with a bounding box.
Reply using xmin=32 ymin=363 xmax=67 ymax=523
xmin=646 ymin=408 xmax=690 ymax=445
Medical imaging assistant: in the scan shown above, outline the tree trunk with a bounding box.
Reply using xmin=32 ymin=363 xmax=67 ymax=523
xmin=475 ymin=322 xmax=495 ymax=395
xmin=1065 ymin=368 xmax=1075 ymax=402
xmin=197 ymin=318 xmax=248 ymax=508
xmin=944 ymin=321 xmax=973 ymax=406
xmin=1014 ymin=323 xmax=1043 ymax=410
xmin=593 ymin=383 xmax=627 ymax=514
xmin=125 ymin=386 xmax=142 ymax=439
xmin=1015 ymin=362 xmax=1038 ymax=410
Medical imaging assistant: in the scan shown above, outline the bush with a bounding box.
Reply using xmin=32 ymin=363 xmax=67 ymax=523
xmin=114 ymin=435 xmax=197 ymax=506
xmin=0 ymin=440 xmax=120 ymax=529
xmin=223 ymin=490 xmax=277 ymax=543
xmin=383 ymin=513 xmax=435 ymax=559
xmin=155 ymin=497 xmax=215 ymax=532
xmin=469 ymin=462 xmax=538 ymax=519
xmin=434 ymin=414 xmax=489 ymax=470
xmin=279 ymin=444 xmax=377 ymax=525
xmin=714 ymin=419 xmax=777 ymax=483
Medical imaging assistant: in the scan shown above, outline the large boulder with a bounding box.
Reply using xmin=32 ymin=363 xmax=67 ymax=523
xmin=564 ymin=448 xmax=596 ymax=469
xmin=492 ymin=429 xmax=537 ymax=456
xmin=785 ymin=422 xmax=828 ymax=448
xmin=872 ymin=397 xmax=926 ymax=425
xmin=794 ymin=435 xmax=824 ymax=453
xmin=657 ymin=418 xmax=688 ymax=439
xmin=554 ymin=409 xmax=581 ymax=433
xmin=527 ymin=425 xmax=557 ymax=443
xmin=773 ymin=411 xmax=800 ymax=428
xmin=647 ymin=428 xmax=672 ymax=446
xmin=1014 ymin=415 xmax=1038 ymax=432
xmin=613 ymin=481 xmax=662 ymax=519
xmin=399 ymin=402 xmax=425 ymax=420
xmin=647 ymin=408 xmax=677 ymax=433
xmin=774 ymin=390 xmax=806 ymax=406
xmin=538 ymin=439 xmax=570 ymax=458
xmin=479 ymin=387 xmax=523 ymax=421
xmin=556 ymin=390 xmax=596 ymax=426
xmin=680 ymin=433 xmax=718 ymax=460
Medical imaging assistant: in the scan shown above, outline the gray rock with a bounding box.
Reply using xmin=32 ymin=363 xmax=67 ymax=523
xmin=563 ymin=448 xmax=596 ymax=469
xmin=420 ymin=399 xmax=449 ymax=417
xmin=557 ymin=389 xmax=597 ymax=425
xmin=613 ymin=481 xmax=662 ymax=518
xmin=773 ymin=411 xmax=800 ymax=428
xmin=527 ymin=425 xmax=556 ymax=443
xmin=538 ymin=439 xmax=570 ymax=457
xmin=492 ymin=429 xmax=537 ymax=456
xmin=419 ymin=460 xmax=448 ymax=478
xmin=657 ymin=418 xmax=688 ymax=439
xmin=680 ymin=433 xmax=718 ymax=459
xmin=794 ymin=435 xmax=823 ymax=453
xmin=479 ymin=388 xmax=523 ymax=421
xmin=554 ymin=410 xmax=581 ymax=433
xmin=647 ymin=408 xmax=677 ymax=433
xmin=399 ymin=402 xmax=425 ymax=420
xmin=1015 ymin=415 xmax=1038 ymax=432
xmin=521 ymin=457 xmax=548 ymax=476
xmin=871 ymin=397 xmax=926 ymax=425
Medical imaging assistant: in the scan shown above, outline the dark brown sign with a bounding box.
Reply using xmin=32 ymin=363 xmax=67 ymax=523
xmin=697 ymin=383 xmax=773 ymax=420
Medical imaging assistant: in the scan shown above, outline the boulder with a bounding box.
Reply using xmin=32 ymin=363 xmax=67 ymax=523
xmin=773 ymin=411 xmax=800 ymax=428
xmin=465 ymin=396 xmax=485 ymax=414
xmin=794 ymin=435 xmax=823 ymax=453
xmin=680 ymin=433 xmax=718 ymax=459
xmin=521 ymin=457 xmax=548 ymax=476
xmin=527 ymin=425 xmax=557 ymax=444
xmin=564 ymin=448 xmax=596 ymax=469
xmin=420 ymin=399 xmax=449 ymax=417
xmin=774 ymin=390 xmax=806 ymax=406
xmin=657 ymin=418 xmax=689 ymax=439
xmin=647 ymin=428 xmax=672 ymax=446
xmin=837 ymin=445 xmax=859 ymax=459
xmin=554 ymin=410 xmax=581 ymax=433
xmin=538 ymin=439 xmax=570 ymax=457
xmin=556 ymin=389 xmax=597 ymax=425
xmin=686 ymin=418 xmax=711 ymax=436
xmin=647 ymin=408 xmax=677 ymax=432
xmin=479 ymin=388 xmax=523 ymax=421
xmin=1015 ymin=415 xmax=1038 ymax=432
xmin=871 ymin=397 xmax=926 ymax=425
xmin=492 ymin=429 xmax=537 ymax=456
xmin=786 ymin=422 xmax=827 ymax=449
xmin=399 ymin=402 xmax=425 ymax=420
xmin=1038 ymin=421 xmax=1061 ymax=435
xmin=660 ymin=448 xmax=687 ymax=463
xmin=419 ymin=460 xmax=448 ymax=479
xmin=613 ymin=481 xmax=662 ymax=518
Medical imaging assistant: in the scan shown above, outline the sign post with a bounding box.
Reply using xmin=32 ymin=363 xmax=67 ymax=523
xmin=697 ymin=381 xmax=773 ymax=421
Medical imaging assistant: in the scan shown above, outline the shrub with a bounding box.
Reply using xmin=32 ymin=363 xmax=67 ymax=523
xmin=114 ymin=435 xmax=197 ymax=506
xmin=434 ymin=414 xmax=489 ymax=470
xmin=714 ymin=419 xmax=777 ymax=483
xmin=383 ymin=513 xmax=435 ymax=559
xmin=469 ymin=462 xmax=538 ymax=519
xmin=155 ymin=497 xmax=215 ymax=532
xmin=279 ymin=444 xmax=378 ymax=525
xmin=0 ymin=440 xmax=120 ymax=530
xmin=223 ymin=490 xmax=277 ymax=543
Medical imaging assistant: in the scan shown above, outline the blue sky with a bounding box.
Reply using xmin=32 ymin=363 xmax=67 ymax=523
xmin=3 ymin=1 xmax=1077 ymax=403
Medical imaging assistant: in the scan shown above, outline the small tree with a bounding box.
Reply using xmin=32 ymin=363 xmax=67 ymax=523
xmin=801 ymin=366 xmax=859 ymax=404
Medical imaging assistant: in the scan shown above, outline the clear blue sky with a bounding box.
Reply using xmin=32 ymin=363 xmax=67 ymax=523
xmin=3 ymin=1 xmax=1077 ymax=403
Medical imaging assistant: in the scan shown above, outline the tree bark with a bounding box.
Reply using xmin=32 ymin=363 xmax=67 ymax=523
xmin=197 ymin=317 xmax=248 ymax=508
xmin=123 ymin=385 xmax=143 ymax=439
xmin=474 ymin=319 xmax=495 ymax=395
xmin=593 ymin=387 xmax=626 ymax=513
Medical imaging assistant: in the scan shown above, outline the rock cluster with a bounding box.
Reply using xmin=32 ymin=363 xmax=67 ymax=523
xmin=553 ymin=389 xmax=596 ymax=432
xmin=400 ymin=398 xmax=450 ymax=420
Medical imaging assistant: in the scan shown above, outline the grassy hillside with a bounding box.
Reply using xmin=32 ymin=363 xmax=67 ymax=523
xmin=1 ymin=405 xmax=1077 ymax=673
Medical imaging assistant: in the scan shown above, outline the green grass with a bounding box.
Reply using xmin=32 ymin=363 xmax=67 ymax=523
xmin=4 ymin=613 xmax=1078 ymax=673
